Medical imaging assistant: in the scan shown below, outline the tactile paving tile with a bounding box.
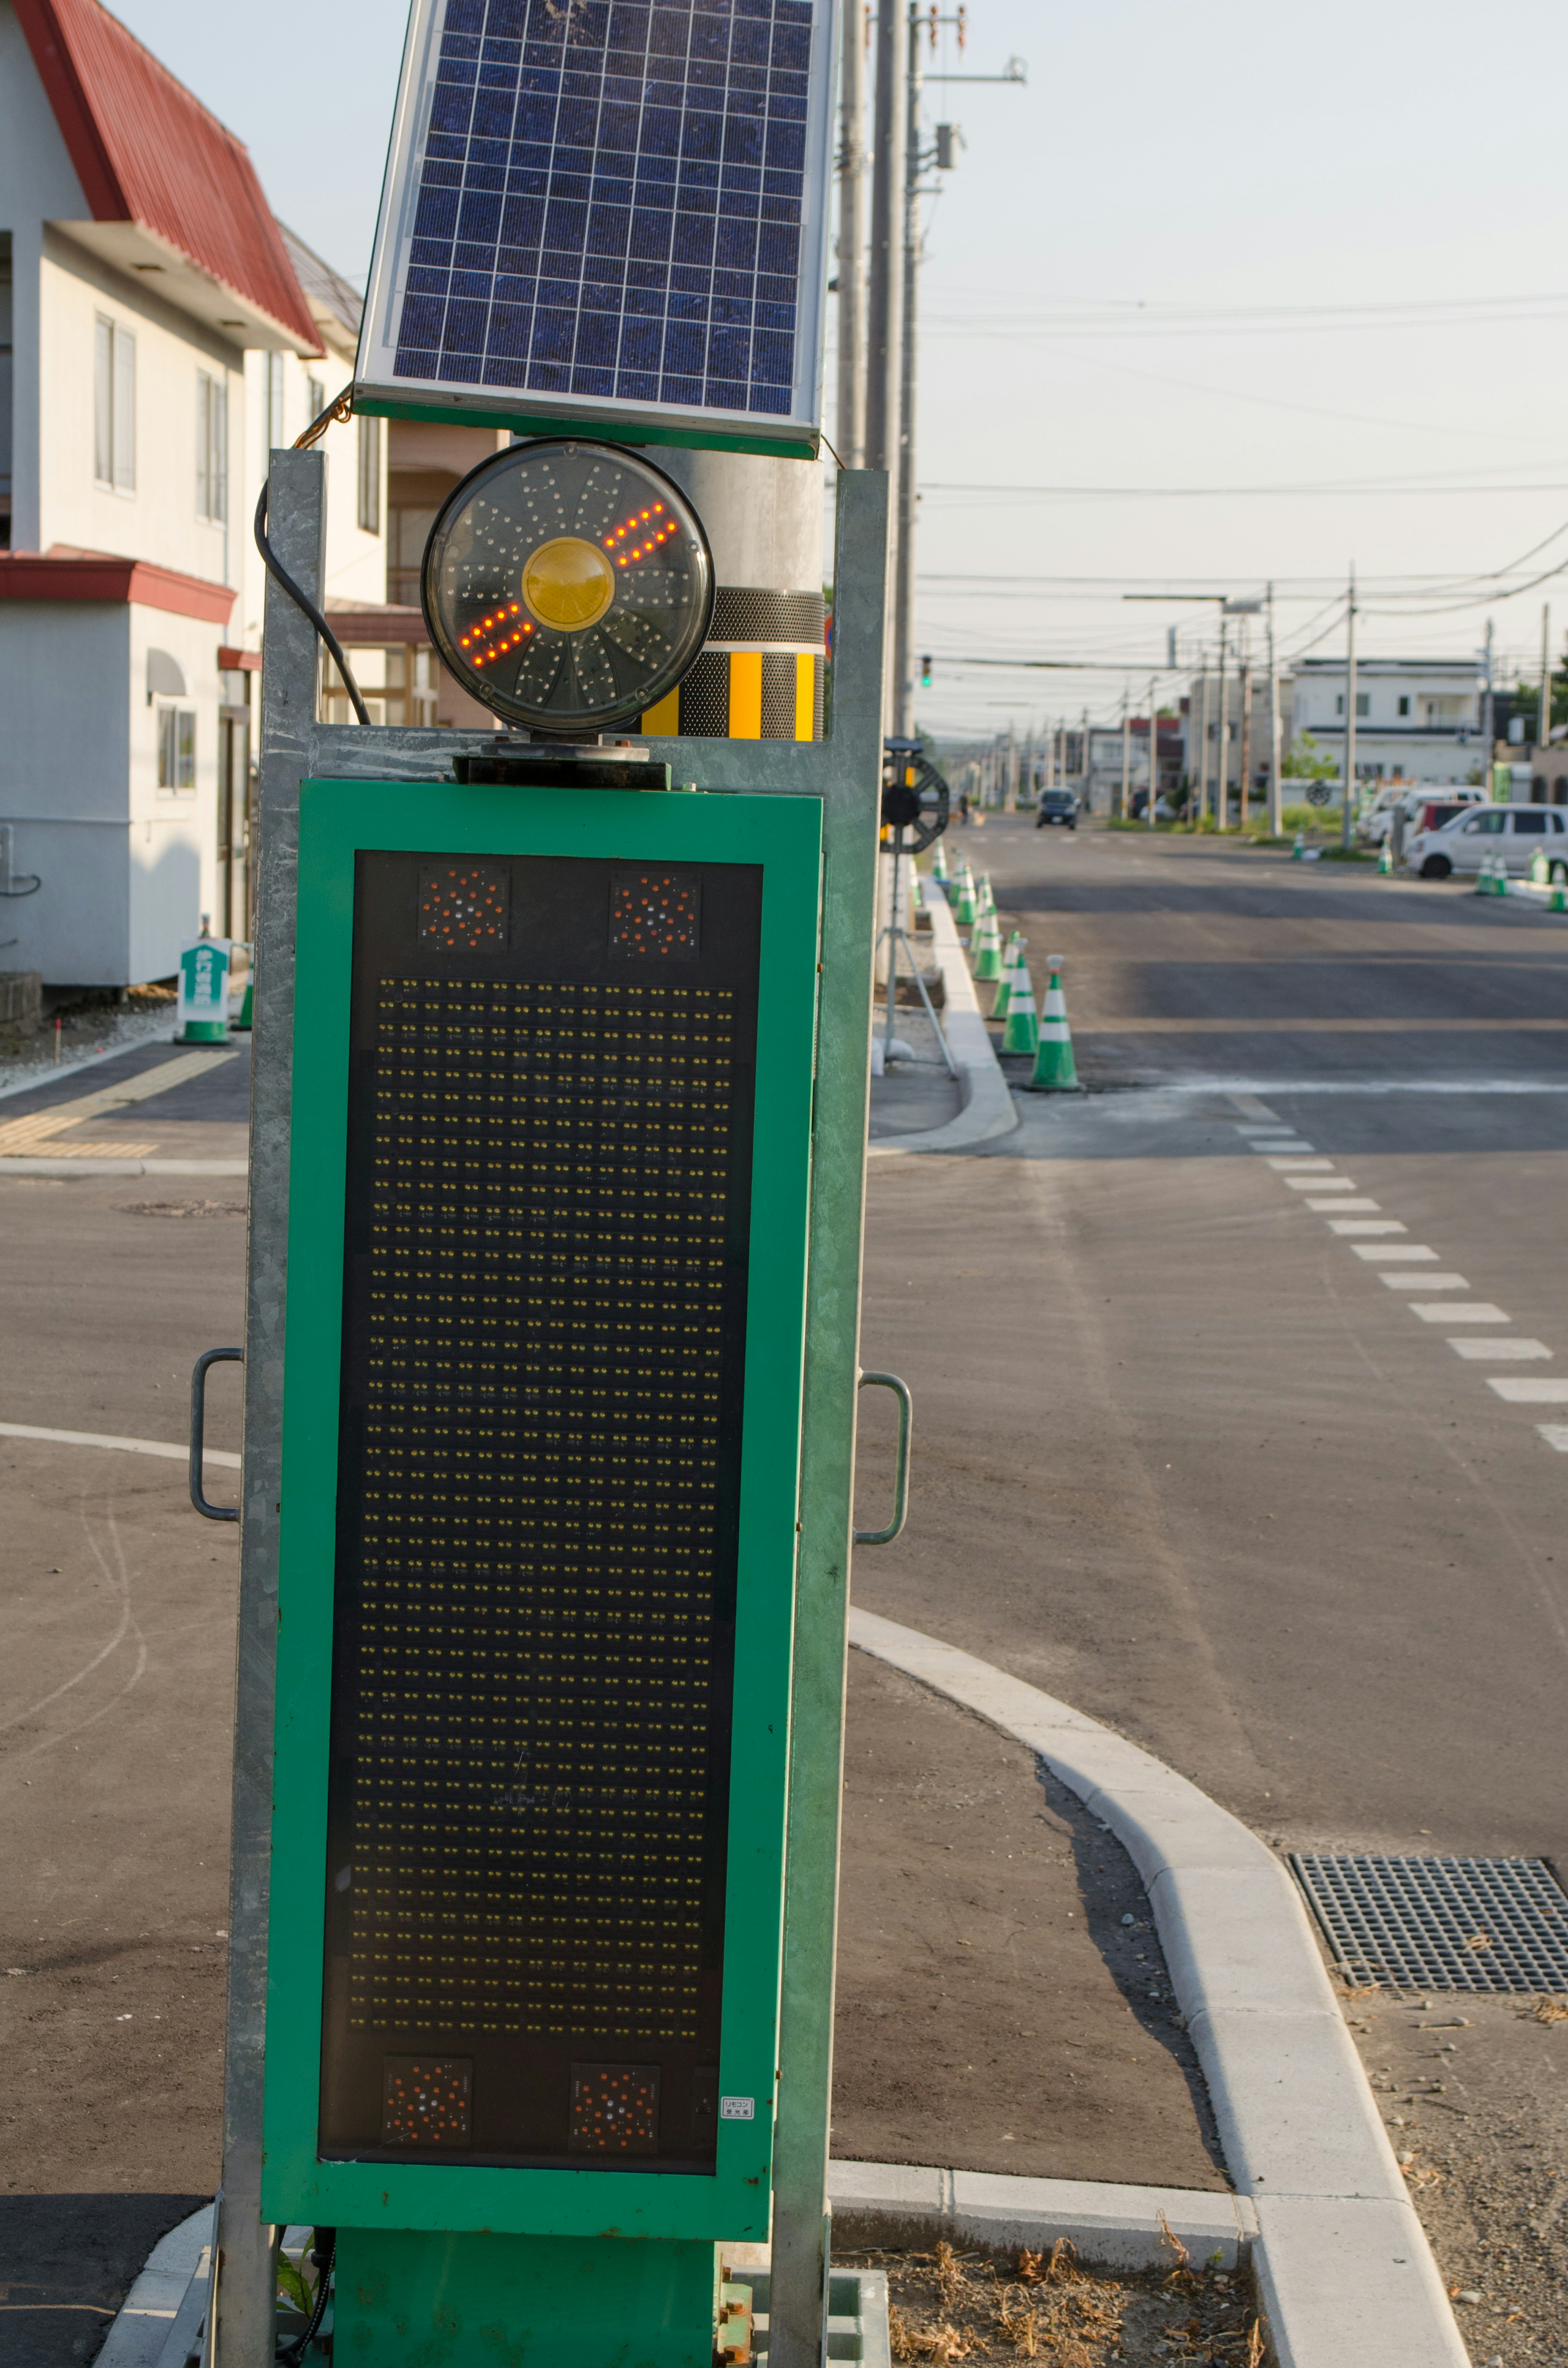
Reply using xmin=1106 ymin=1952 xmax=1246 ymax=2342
xmin=1292 ymin=1853 xmax=1568 ymax=1992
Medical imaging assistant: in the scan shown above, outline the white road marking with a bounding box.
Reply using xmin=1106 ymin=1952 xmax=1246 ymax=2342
xmin=1353 ymin=1244 xmax=1438 ymax=1261
xmin=1265 ymin=1156 xmax=1334 ymax=1171
xmin=0 ymin=1421 xmax=240 ymax=1468
xmin=1450 ymin=1338 xmax=1551 ymax=1361
xmin=1488 ymin=1378 xmax=1568 ymax=1402
xmin=1227 ymin=1093 xmax=1281 ymax=1120
xmin=1409 ymin=1303 xmax=1508 ymax=1323
xmin=1285 ymin=1175 xmax=1355 ymax=1190
xmin=1536 ymin=1426 xmax=1568 ymax=1451
xmin=1380 ymin=1271 xmax=1467 ymax=1289
xmin=1305 ymin=1197 xmax=1379 ymax=1211
xmin=1328 ymin=1218 xmax=1407 ymax=1236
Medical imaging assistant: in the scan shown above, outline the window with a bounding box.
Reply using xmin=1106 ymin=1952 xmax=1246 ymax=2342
xmin=1335 ymin=694 xmax=1343 ymax=715
xmin=1356 ymin=693 xmax=1369 ymax=718
xmin=389 ymin=506 xmax=437 ymax=604
xmin=1462 ymin=811 xmax=1505 ymax=835
xmin=94 ymin=314 xmax=135 ymax=491
xmin=307 ymin=374 xmax=326 ymax=422
xmin=358 ymin=412 xmax=382 ymax=535
xmin=196 ymin=371 xmax=227 ymax=523
xmin=1397 ymin=695 xmax=1410 ymax=717
xmin=157 ymin=706 xmax=196 ymax=791
xmin=263 ymin=352 xmax=285 ymax=455
xmin=1511 ymin=811 xmax=1548 ymax=834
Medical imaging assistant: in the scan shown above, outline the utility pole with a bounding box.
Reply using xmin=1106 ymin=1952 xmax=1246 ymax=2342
xmin=890 ymin=1 xmax=923 ymax=735
xmin=835 ymin=0 xmax=868 ymax=467
xmin=1266 ymin=582 xmax=1281 ymax=838
xmin=1236 ymin=641 xmax=1253 ymax=831
xmin=1540 ymin=603 xmax=1552 ymax=756
xmin=865 ymin=0 xmax=906 ymax=480
xmin=1482 ymin=618 xmax=1495 ymax=793
xmin=1341 ymin=565 xmax=1358 ymax=850
xmin=1120 ymin=695 xmax=1131 ymax=820
xmin=1214 ymin=619 xmax=1229 ymax=831
xmin=1147 ymin=674 xmax=1158 ymax=827
xmin=1196 ymin=668 xmax=1211 ymax=827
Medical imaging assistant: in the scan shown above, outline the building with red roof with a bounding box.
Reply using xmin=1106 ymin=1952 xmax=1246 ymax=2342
xmin=0 ymin=0 xmax=386 ymax=985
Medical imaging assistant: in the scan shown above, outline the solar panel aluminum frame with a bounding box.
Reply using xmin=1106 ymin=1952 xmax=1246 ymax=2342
xmin=260 ymin=777 xmax=823 ymax=2241
xmin=353 ymin=0 xmax=837 ymax=460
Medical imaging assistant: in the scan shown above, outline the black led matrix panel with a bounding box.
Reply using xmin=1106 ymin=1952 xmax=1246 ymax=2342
xmin=317 ymin=850 xmax=761 ymax=2172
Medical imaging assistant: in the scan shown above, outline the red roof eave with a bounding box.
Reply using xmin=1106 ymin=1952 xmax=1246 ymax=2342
xmin=13 ymin=0 xmax=321 ymax=352
xmin=0 ymin=551 xmax=236 ymax=623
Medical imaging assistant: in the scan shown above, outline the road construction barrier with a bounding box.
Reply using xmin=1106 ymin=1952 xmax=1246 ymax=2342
xmin=932 ymin=841 xmax=950 ymax=883
xmin=1532 ymin=847 xmax=1552 ymax=887
xmin=999 ymin=959 xmax=1039 ymax=1056
xmin=992 ymin=932 xmax=1024 ymax=1019
xmin=971 ymin=906 xmax=1003 ymax=981
xmin=1377 ymin=839 xmax=1392 ymax=875
xmin=1027 ymin=956 xmax=1081 ymax=1093
xmin=953 ymin=867 xmax=978 ymax=926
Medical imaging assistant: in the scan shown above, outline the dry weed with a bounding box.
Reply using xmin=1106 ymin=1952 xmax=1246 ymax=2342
xmin=1525 ymin=1997 xmax=1568 ymax=2024
xmin=1157 ymin=2211 xmax=1200 ymax=2294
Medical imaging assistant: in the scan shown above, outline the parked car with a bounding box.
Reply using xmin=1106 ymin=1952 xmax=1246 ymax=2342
xmin=1037 ymin=789 xmax=1079 ymax=829
xmin=1366 ymin=783 xmax=1485 ymax=847
xmin=1407 ymin=803 xmax=1568 ymax=879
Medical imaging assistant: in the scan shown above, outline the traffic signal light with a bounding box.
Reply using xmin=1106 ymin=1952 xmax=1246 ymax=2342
xmin=920 ymin=653 xmax=933 ymax=687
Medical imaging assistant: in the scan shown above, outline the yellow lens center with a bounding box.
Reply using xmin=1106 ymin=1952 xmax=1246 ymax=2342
xmin=521 ymin=536 xmax=616 ymax=632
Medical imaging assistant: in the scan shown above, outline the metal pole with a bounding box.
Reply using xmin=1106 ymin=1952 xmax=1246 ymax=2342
xmin=1482 ymin=618 xmax=1494 ymax=794
xmin=836 ymin=0 xmax=868 ymax=468
xmin=1147 ymin=675 xmax=1158 ymax=827
xmin=1266 ymin=583 xmax=1281 ymax=838
xmin=1119 ymin=696 xmax=1131 ymax=821
xmin=210 ymin=448 xmax=324 ymax=2368
xmin=1341 ymin=566 xmax=1358 ymax=850
xmin=1196 ymin=668 xmax=1210 ymax=827
xmin=1540 ymin=602 xmax=1552 ymax=757
xmin=1237 ymin=642 xmax=1253 ymax=831
xmin=865 ymin=0 xmax=906 ymax=482
xmin=1214 ymin=620 xmax=1229 ymax=832
xmin=891 ymin=2 xmax=922 ymax=736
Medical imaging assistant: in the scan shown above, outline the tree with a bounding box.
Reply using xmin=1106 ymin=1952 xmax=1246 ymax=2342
xmin=1282 ymin=731 xmax=1339 ymax=783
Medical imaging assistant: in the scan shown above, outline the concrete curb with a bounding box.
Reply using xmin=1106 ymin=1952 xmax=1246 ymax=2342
xmin=828 ymin=2159 xmax=1257 ymax=2272
xmin=96 ymin=2204 xmax=213 ymax=2368
xmin=868 ymin=880 xmax=1018 ymax=1156
xmin=848 ymin=1608 xmax=1468 ymax=2366
xmin=0 ymin=1157 xmax=247 ymax=1176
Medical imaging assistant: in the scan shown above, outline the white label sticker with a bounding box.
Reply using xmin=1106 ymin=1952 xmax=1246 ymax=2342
xmin=719 ymin=2095 xmax=755 ymax=2121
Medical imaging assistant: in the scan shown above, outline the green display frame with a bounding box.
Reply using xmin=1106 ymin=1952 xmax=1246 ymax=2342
xmin=260 ymin=779 xmax=824 ymax=2239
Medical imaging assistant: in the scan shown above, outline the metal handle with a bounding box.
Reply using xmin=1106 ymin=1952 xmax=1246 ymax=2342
xmin=191 ymin=1347 xmax=244 ymax=1522
xmin=854 ymin=1370 xmax=912 ymax=1545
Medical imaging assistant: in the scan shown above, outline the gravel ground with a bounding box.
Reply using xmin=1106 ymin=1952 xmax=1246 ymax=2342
xmin=1345 ymin=1987 xmax=1568 ymax=2364
xmin=842 ymin=2238 xmax=1264 ymax=2366
xmin=0 ymin=998 xmax=176 ymax=1097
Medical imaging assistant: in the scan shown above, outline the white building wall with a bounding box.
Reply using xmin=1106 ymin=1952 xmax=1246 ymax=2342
xmin=127 ymin=601 xmax=227 ymax=979
xmin=227 ymin=352 xmax=387 ymax=648
xmin=0 ymin=0 xmax=88 ymax=550
xmin=0 ymin=602 xmax=132 ymax=982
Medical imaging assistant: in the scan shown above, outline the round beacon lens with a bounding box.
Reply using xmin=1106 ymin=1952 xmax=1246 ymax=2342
xmin=421 ymin=440 xmax=714 ymax=734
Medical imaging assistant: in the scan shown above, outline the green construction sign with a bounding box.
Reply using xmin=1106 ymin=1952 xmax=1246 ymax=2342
xmin=259 ymin=777 xmax=824 ymax=2357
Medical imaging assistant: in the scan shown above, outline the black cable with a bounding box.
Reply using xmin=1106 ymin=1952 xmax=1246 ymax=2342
xmin=277 ymin=2228 xmax=335 ymax=2364
xmin=254 ymin=481 xmax=372 ymax=727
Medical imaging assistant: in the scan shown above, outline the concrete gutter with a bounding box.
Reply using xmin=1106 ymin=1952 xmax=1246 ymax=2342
xmin=867 ymin=880 xmax=1017 ymax=1157
xmin=829 ymin=2160 xmax=1257 ymax=2273
xmin=96 ymin=2204 xmax=212 ymax=2368
xmin=848 ymin=1607 xmax=1468 ymax=2368
xmin=0 ymin=1157 xmax=247 ymax=1176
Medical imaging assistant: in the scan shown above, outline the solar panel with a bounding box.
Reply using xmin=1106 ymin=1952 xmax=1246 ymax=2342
xmin=356 ymin=0 xmax=835 ymax=457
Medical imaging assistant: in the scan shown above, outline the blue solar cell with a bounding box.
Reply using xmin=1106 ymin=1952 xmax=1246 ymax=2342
xmin=379 ymin=0 xmax=821 ymax=426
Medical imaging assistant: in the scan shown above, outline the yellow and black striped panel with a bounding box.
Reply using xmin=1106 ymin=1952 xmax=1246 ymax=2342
xmin=641 ymin=586 xmax=826 ymax=743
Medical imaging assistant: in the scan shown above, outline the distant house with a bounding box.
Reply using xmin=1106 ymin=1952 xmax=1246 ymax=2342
xmin=1288 ymin=658 xmax=1483 ymax=789
xmin=0 ymin=0 xmax=385 ymax=986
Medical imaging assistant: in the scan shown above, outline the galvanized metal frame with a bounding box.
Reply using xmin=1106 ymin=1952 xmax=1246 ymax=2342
xmin=212 ymin=449 xmax=886 ymax=2365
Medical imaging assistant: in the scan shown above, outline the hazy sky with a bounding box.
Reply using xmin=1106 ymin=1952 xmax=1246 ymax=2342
xmin=111 ymin=0 xmax=1568 ymax=739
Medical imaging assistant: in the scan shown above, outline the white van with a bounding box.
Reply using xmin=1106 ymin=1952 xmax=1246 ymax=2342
xmin=1407 ymin=803 xmax=1568 ymax=879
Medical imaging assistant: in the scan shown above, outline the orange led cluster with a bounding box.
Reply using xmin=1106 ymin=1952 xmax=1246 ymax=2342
xmin=459 ymin=601 xmax=536 ymax=668
xmin=602 ymin=502 xmax=678 ymax=568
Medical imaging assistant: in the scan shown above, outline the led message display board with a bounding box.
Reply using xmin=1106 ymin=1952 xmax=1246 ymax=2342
xmin=262 ymin=780 xmax=822 ymax=2239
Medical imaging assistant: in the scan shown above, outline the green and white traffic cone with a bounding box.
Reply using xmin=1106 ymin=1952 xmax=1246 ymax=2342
xmin=1532 ymin=847 xmax=1550 ymax=888
xmin=932 ymin=840 xmax=950 ymax=883
xmin=1497 ymin=853 xmax=1510 ymax=897
xmin=971 ymin=905 xmax=1003 ymax=981
xmin=1000 ymin=960 xmax=1039 ymax=1056
xmin=1476 ymin=852 xmax=1492 ymax=896
xmin=1027 ymin=956 xmax=1081 ymax=1092
xmin=910 ymin=862 xmax=924 ymax=911
xmin=1291 ymin=831 xmax=1305 ymax=861
xmin=953 ymin=867 xmax=978 ymax=927
xmin=1378 ymin=838 xmax=1392 ymax=876
xmin=1551 ymin=878 xmax=1568 ymax=913
xmin=992 ymin=932 xmax=1025 ymax=1019
xmin=976 ymin=872 xmax=996 ymax=919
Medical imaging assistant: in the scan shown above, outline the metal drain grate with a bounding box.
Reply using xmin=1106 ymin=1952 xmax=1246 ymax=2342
xmin=1292 ymin=1854 xmax=1568 ymax=1993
